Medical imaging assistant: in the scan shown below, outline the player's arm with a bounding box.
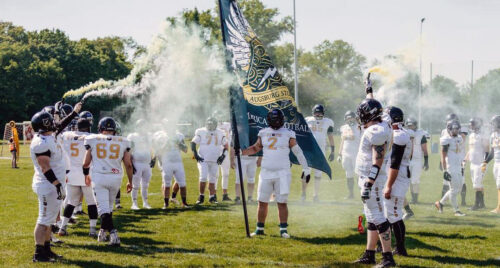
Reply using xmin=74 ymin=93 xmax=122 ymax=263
xmin=421 ymin=135 xmax=429 ymax=170
xmin=327 ymin=126 xmax=335 ymax=161
xmin=242 ymin=137 xmax=263 ymax=155
xmin=230 ymin=147 xmax=235 ymax=169
xmin=365 ymin=73 xmax=374 ymax=99
xmin=384 ymin=143 xmax=406 ymax=199
xmin=178 ymin=139 xmax=188 ymax=153
xmin=55 ymin=102 xmax=82 ymax=136
xmin=482 ymin=147 xmax=494 ymax=171
xmin=123 ymin=150 xmax=134 ymax=193
xmin=190 ymin=141 xmax=203 ymax=162
xmin=441 ymin=144 xmax=452 ymax=181
xmin=36 ymin=154 xmax=64 ymax=200
xmin=368 ymin=144 xmax=386 ymax=183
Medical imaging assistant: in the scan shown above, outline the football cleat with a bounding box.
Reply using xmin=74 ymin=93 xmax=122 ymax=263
xmin=57 ymin=228 xmax=68 ymax=237
xmin=250 ymin=230 xmax=265 ymax=237
xmin=209 ymin=196 xmax=218 ymax=204
xmin=131 ymin=204 xmax=140 ymax=210
xmin=50 ymin=234 xmax=63 ymax=244
xmin=32 ymin=253 xmax=55 ymax=263
xmin=454 ymin=211 xmax=466 ymax=217
xmin=376 ymin=253 xmax=396 ymax=267
xmin=234 ymin=197 xmax=241 ymax=204
xmin=357 ymin=215 xmax=366 ymax=234
xmin=195 ymin=195 xmax=205 ymax=205
xmin=222 ymin=194 xmax=232 ymax=201
xmin=45 ymin=248 xmax=63 ymax=260
xmin=68 ymin=218 xmax=77 ymax=225
xmin=143 ymin=203 xmax=152 ymax=209
xmin=402 ymin=212 xmax=413 ymax=221
xmin=97 ymin=229 xmax=108 ymax=242
xmin=313 ymin=196 xmax=320 ymax=203
xmin=109 ymin=230 xmax=120 ymax=246
xmin=247 ymin=197 xmax=255 ymax=204
xmin=393 ymin=247 xmax=408 ymax=257
xmin=353 ymin=251 xmax=376 ymax=265
xmin=115 ymin=203 xmax=122 ymax=209
xmin=435 ymin=201 xmax=443 ymax=213
xmin=89 ymin=227 xmax=97 ymax=238
xmin=51 ymin=225 xmax=59 ymax=234
xmin=171 ymin=198 xmax=180 ymax=205
xmin=281 ymin=232 xmax=290 ymax=239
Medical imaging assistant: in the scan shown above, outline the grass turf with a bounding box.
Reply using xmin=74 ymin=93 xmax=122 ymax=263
xmin=0 ymin=140 xmax=499 ymax=267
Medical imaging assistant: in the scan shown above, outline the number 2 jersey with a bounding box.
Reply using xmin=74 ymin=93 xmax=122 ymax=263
xmin=258 ymin=127 xmax=296 ymax=171
xmin=61 ymin=131 xmax=89 ymax=186
xmin=355 ymin=121 xmax=392 ymax=178
xmin=192 ymin=127 xmax=227 ymax=162
xmin=84 ymin=134 xmax=130 ymax=176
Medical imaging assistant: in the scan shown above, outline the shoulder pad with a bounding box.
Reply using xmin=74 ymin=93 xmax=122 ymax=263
xmin=366 ymin=124 xmax=390 ymax=146
xmin=393 ymin=130 xmax=411 ymax=146
xmin=440 ymin=135 xmax=452 ymax=146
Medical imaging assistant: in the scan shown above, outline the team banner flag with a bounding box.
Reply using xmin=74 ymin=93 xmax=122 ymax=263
xmin=219 ymin=0 xmax=331 ymax=178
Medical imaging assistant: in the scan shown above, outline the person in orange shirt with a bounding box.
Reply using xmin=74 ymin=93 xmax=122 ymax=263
xmin=9 ymin=137 xmax=18 ymax=168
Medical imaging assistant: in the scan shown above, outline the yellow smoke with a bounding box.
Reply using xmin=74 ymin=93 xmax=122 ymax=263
xmin=368 ymin=66 xmax=397 ymax=84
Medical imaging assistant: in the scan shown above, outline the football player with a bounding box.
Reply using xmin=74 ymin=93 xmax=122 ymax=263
xmin=383 ymin=106 xmax=412 ymax=256
xmin=215 ymin=112 xmax=232 ymax=201
xmin=58 ymin=118 xmax=98 ymax=237
xmin=242 ymin=109 xmax=310 ymax=238
xmin=338 ymin=110 xmax=361 ymax=199
xmin=435 ymin=120 xmax=466 ymax=216
xmin=83 ymin=117 xmax=134 ymax=246
xmin=481 ymin=115 xmax=500 ymax=214
xmin=192 ymin=117 xmax=228 ymax=204
xmin=127 ymin=119 xmax=154 ymax=210
xmin=30 ymin=102 xmax=81 ymax=262
xmin=466 ymin=118 xmax=489 ymax=210
xmin=405 ymin=117 xmax=429 ymax=204
xmin=154 ymin=128 xmax=189 ymax=208
xmin=304 ymin=104 xmax=335 ymax=202
xmin=353 ymin=79 xmax=395 ymax=267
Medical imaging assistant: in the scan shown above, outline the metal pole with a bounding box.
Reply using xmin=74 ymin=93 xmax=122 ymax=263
xmin=218 ymin=0 xmax=250 ymax=238
xmin=293 ymin=0 xmax=299 ymax=107
xmin=471 ymin=60 xmax=474 ymax=91
xmin=418 ymin=18 xmax=425 ymax=127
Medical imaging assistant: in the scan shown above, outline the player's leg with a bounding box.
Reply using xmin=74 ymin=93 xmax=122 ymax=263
xmin=343 ymin=157 xmax=355 ymax=199
xmin=234 ymin=159 xmax=246 ymax=203
xmin=470 ymin=163 xmax=483 ymax=210
xmin=93 ymin=178 xmax=111 ymax=242
xmin=253 ymin=175 xmax=273 ymax=236
xmin=221 ymin=157 xmax=231 ymax=201
xmin=492 ymin=163 xmax=500 ymax=213
xmin=174 ymin=165 xmax=188 ymax=207
xmin=301 ymin=175 xmax=308 ymax=202
xmin=82 ymin=186 xmax=98 ymax=237
xmin=130 ymin=163 xmax=142 ymax=210
xmin=161 ymin=166 xmax=172 ymax=208
xmin=208 ymin=162 xmax=218 ymax=203
xmin=402 ymin=197 xmax=414 ymax=221
xmin=58 ymin=185 xmax=81 ymax=235
xmin=246 ymin=160 xmax=257 ymax=202
xmin=33 ymin=185 xmax=61 ymax=262
xmin=410 ymin=160 xmax=422 ymax=204
xmin=141 ymin=165 xmax=152 ymax=208
xmin=461 ymin=162 xmax=467 ymax=206
xmin=441 ymin=179 xmax=450 ymax=198
xmin=275 ymin=175 xmax=291 ymax=238
xmin=197 ymin=162 xmax=208 ymax=204
xmin=115 ymin=189 xmax=122 ymax=209
xmin=449 ymin=171 xmax=465 ymax=216
xmin=386 ymin=194 xmax=408 ymax=256
xmin=313 ymin=169 xmax=322 ymax=202
xmin=106 ymin=178 xmax=122 ymax=246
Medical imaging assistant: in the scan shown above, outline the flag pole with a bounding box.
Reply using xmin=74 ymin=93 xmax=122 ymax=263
xmin=218 ymin=0 xmax=251 ymax=238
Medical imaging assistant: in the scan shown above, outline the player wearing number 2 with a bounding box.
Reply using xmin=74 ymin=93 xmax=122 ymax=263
xmin=83 ymin=117 xmax=134 ymax=246
xmin=242 ymin=109 xmax=311 ymax=238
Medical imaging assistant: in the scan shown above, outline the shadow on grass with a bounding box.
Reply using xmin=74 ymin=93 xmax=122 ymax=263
xmin=418 ymin=255 xmax=500 ymax=266
xmin=405 ymin=236 xmax=447 ymax=253
xmin=292 ymin=233 xmax=365 ymax=245
xmin=69 ymin=236 xmax=204 ymax=256
xmin=62 ymin=259 xmax=140 ymax=268
xmin=413 ymin=216 xmax=495 ymax=228
xmin=407 ymin=231 xmax=486 ymax=240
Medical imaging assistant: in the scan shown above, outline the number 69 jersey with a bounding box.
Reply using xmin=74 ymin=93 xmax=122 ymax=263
xmin=192 ymin=127 xmax=227 ymax=162
xmin=61 ymin=131 xmax=89 ymax=186
xmin=258 ymin=127 xmax=296 ymax=171
xmin=84 ymin=134 xmax=131 ymax=176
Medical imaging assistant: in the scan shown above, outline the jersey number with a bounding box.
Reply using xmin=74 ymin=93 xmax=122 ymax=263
xmin=206 ymin=134 xmax=218 ymax=146
xmin=96 ymin=143 xmax=120 ymax=159
xmin=268 ymin=137 xmax=277 ymax=150
xmin=70 ymin=143 xmax=79 ymax=157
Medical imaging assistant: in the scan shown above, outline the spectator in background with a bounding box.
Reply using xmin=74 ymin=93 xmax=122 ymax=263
xmin=9 ymin=137 xmax=18 ymax=169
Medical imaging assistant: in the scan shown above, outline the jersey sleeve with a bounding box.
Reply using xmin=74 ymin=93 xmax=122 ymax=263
xmin=393 ymin=131 xmax=410 ymax=146
xmin=84 ymin=135 xmax=95 ymax=150
xmin=257 ymin=128 xmax=266 ymax=139
xmin=192 ymin=129 xmax=202 ymax=144
xmin=440 ymin=136 xmax=451 ymax=146
xmin=32 ymin=137 xmax=51 ymax=154
xmin=367 ymin=126 xmax=388 ymax=146
xmin=328 ymin=118 xmax=335 ymax=129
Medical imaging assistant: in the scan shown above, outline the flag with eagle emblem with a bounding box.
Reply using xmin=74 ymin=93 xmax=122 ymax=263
xmin=219 ymin=0 xmax=331 ymax=178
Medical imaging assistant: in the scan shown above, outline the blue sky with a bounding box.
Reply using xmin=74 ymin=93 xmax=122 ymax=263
xmin=2 ymin=0 xmax=499 ymax=84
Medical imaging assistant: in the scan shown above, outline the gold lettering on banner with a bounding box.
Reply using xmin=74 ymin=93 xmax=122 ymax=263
xmin=242 ymin=85 xmax=294 ymax=106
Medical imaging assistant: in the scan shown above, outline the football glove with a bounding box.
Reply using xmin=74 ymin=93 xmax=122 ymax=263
xmin=423 ymin=156 xmax=429 ymax=171
xmin=55 ymin=183 xmax=65 ymax=200
xmin=217 ymin=154 xmax=226 ymax=165
xmin=194 ymin=153 xmax=204 ymax=163
xmin=301 ymin=170 xmax=311 ymax=183
xmin=150 ymin=157 xmax=156 ymax=168
xmin=361 ymin=181 xmax=373 ymax=202
xmin=443 ymin=171 xmax=452 ymax=181
xmin=328 ymin=152 xmax=335 ymax=162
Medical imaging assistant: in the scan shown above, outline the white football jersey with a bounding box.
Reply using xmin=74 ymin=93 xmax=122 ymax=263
xmin=489 ymin=132 xmax=500 ymax=162
xmin=258 ymin=127 xmax=296 ymax=170
xmin=218 ymin=122 xmax=232 ymax=145
xmin=440 ymin=135 xmax=464 ymax=171
xmin=192 ymin=127 xmax=227 ymax=162
xmin=61 ymin=131 xmax=89 ymax=185
xmin=158 ymin=132 xmax=185 ymax=163
xmin=355 ymin=121 xmax=392 ymax=177
xmin=305 ymin=117 xmax=334 ymax=149
xmin=127 ymin=133 xmax=152 ymax=163
xmin=442 ymin=127 xmax=467 ymax=160
xmin=84 ymin=134 xmax=130 ymax=175
xmin=468 ymin=132 xmax=489 ymax=164
xmin=392 ymin=128 xmax=413 ymax=168
xmin=31 ymin=134 xmax=66 ymax=187
xmin=340 ymin=124 xmax=361 ymax=157
xmin=411 ymin=129 xmax=428 ymax=159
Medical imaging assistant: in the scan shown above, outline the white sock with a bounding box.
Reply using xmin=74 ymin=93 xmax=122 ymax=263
xmin=89 ymin=219 xmax=97 ymax=228
xmin=60 ymin=217 xmax=70 ymax=229
xmin=314 ymin=178 xmax=321 ymax=197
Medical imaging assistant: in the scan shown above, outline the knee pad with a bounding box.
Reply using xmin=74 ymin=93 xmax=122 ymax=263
xmin=367 ymin=222 xmax=377 ymax=231
xmin=63 ymin=204 xmax=75 ymax=218
xmin=88 ymin=204 xmax=98 ymax=220
xmin=376 ymin=220 xmax=391 ymax=233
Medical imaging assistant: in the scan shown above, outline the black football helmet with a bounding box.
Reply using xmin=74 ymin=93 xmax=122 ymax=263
xmin=79 ymin=111 xmax=94 ymax=126
xmin=76 ymin=118 xmax=91 ymax=132
xmin=43 ymin=106 xmax=56 ymax=116
xmin=98 ymin=117 xmax=117 ymax=134
xmin=469 ymin=117 xmax=482 ymax=132
xmin=206 ymin=117 xmax=218 ymax=131
xmin=446 ymin=119 xmax=461 ymax=136
xmin=405 ymin=117 xmax=418 ymax=130
xmin=267 ymin=109 xmax=285 ymax=130
xmin=312 ymin=104 xmax=325 ymax=120
xmin=344 ymin=110 xmax=357 ymax=126
xmin=356 ymin=99 xmax=383 ymax=125
xmin=60 ymin=104 xmax=73 ymax=118
xmin=31 ymin=111 xmax=55 ymax=133
xmin=490 ymin=115 xmax=500 ymax=131
xmin=446 ymin=113 xmax=459 ymax=123
xmin=387 ymin=106 xmax=404 ymax=124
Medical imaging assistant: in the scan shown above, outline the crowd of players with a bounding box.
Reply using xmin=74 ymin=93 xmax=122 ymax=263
xmin=28 ymin=84 xmax=500 ymax=266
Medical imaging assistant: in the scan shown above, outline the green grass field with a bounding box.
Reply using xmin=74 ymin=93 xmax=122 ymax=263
xmin=0 ymin=140 xmax=499 ymax=267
